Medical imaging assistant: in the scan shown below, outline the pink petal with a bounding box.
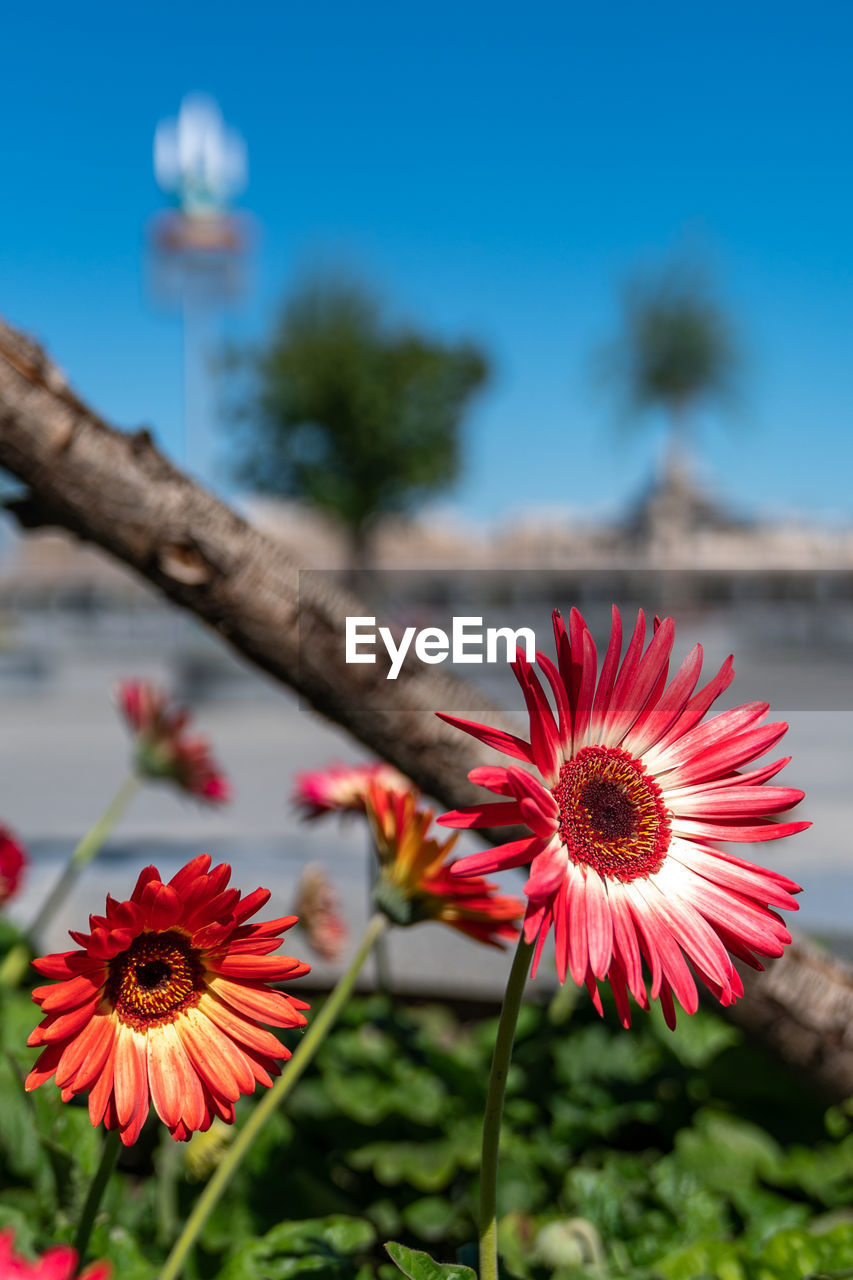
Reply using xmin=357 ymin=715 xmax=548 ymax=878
xmin=670 ymin=841 xmax=801 ymax=911
xmin=553 ymin=880 xmax=569 ymax=984
xmin=607 ymin=885 xmax=646 ymax=1004
xmin=438 ymin=801 xmax=526 ymax=829
xmin=672 ymin=784 xmax=804 ymax=818
xmin=604 ymin=617 xmax=675 ymax=748
xmin=468 ymin=766 xmax=514 ymax=795
xmin=624 ymin=642 xmax=704 ymax=759
xmin=589 ymin=605 xmax=623 ymax=741
xmin=450 ymin=835 xmax=546 ymax=878
xmin=648 ymin=654 xmax=735 ymax=757
xmin=566 ymin=866 xmax=589 ymax=985
xmin=583 ymin=871 xmax=613 ymax=979
xmin=671 ymin=815 xmax=811 ymax=843
xmin=524 ymin=843 xmax=568 ymax=902
xmin=512 ymin=655 xmax=561 ymax=783
xmin=662 ymin=723 xmax=790 ymax=788
xmin=536 ymin=649 xmax=573 ymax=752
xmin=435 ymin=712 xmax=534 ymax=764
xmin=649 ymin=700 xmax=770 ymax=774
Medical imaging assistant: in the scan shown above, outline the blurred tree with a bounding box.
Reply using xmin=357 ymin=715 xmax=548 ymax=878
xmin=597 ymin=259 xmax=739 ymax=467
xmin=229 ymin=278 xmax=489 ymax=569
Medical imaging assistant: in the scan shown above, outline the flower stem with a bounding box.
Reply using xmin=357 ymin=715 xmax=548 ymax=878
xmin=159 ymin=911 xmax=389 ymax=1280
xmin=367 ymin=833 xmax=393 ymax=992
xmin=33 ymin=773 xmax=140 ymax=938
xmin=73 ymin=1126 xmax=121 ymax=1267
xmin=479 ymin=934 xmax=534 ymax=1280
xmin=0 ymin=775 xmax=139 ymax=988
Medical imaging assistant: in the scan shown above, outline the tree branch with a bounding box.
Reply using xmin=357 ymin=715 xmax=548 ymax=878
xmin=1 ymin=316 xmax=851 ymax=1099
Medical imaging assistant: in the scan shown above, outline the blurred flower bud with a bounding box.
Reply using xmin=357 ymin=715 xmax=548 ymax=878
xmin=294 ymin=864 xmax=349 ymax=961
xmin=116 ymin=680 xmax=230 ymax=804
xmin=292 ymin=761 xmax=409 ymax=819
xmin=0 ymin=826 xmax=26 ymax=906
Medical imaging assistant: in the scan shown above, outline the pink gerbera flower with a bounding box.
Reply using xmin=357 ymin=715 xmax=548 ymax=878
xmin=438 ymin=607 xmax=808 ymax=1027
xmin=0 ymin=1228 xmax=110 ymax=1279
xmin=293 ymin=761 xmax=409 ymax=818
xmin=117 ymin=680 xmax=230 ymax=804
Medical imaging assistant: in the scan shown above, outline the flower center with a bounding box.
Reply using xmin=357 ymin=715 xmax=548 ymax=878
xmin=106 ymin=930 xmax=203 ymax=1029
xmin=552 ymin=745 xmax=671 ymax=882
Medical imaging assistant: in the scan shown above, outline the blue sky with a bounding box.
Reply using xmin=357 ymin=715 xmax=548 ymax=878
xmin=2 ymin=2 xmax=851 ymax=523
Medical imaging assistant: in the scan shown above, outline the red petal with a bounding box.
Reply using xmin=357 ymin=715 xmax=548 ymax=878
xmin=589 ymin=605 xmax=623 ymax=741
xmin=32 ymin=971 xmax=105 ymax=1012
xmin=208 ymin=954 xmax=311 ymax=981
xmin=179 ymin=1009 xmax=255 ymax=1099
xmin=584 ymin=872 xmax=613 ymax=980
xmin=625 ymin=642 xmax=703 ymax=759
xmin=438 ymin=801 xmax=526 ymax=830
xmin=449 ymin=835 xmax=546 ymax=878
xmin=435 ymin=712 xmax=534 ymax=764
xmin=206 ymin=976 xmax=309 ymax=1027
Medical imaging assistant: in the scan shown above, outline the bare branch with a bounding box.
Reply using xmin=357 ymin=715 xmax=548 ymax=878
xmin=1 ymin=315 xmax=850 ymax=1098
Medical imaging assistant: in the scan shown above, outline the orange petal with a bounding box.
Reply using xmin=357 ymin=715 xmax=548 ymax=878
xmin=206 ymin=976 xmax=308 ymax=1027
xmin=179 ymin=1008 xmax=255 ymax=1100
xmin=113 ymin=1024 xmax=148 ymax=1129
xmin=199 ymin=994 xmax=289 ymax=1061
xmin=55 ymin=1007 xmax=117 ymax=1091
xmin=147 ymin=1023 xmax=206 ymax=1133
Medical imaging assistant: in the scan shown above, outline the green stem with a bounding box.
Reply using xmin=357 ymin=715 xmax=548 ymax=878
xmin=32 ymin=773 xmax=140 ymax=939
xmin=0 ymin=775 xmax=139 ymax=988
xmin=73 ymin=1127 xmax=121 ymax=1269
xmin=367 ymin=834 xmax=392 ymax=993
xmin=479 ymin=935 xmax=534 ymax=1280
xmin=159 ymin=912 xmax=389 ymax=1280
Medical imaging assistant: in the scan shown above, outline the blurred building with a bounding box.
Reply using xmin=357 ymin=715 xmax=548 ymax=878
xmin=3 ymin=480 xmax=853 ymax=610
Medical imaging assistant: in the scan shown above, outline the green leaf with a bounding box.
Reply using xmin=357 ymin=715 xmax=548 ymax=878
xmin=758 ymin=1220 xmax=853 ymax=1278
xmin=350 ymin=1139 xmax=467 ymax=1192
xmin=219 ymin=1216 xmax=378 ymax=1280
xmin=263 ymin=1217 xmax=377 ymax=1257
xmin=401 ymin=1196 xmax=459 ymax=1242
xmin=384 ymin=1241 xmax=477 ymax=1280
xmin=86 ymin=1225 xmax=159 ymax=1280
xmin=656 ymin=1237 xmax=749 ymax=1280
xmin=650 ymin=1003 xmax=742 ymax=1068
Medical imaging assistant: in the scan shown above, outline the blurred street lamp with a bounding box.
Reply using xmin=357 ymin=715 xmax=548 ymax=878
xmin=154 ymin=92 xmax=247 ymax=220
xmin=147 ymin=93 xmax=254 ymax=482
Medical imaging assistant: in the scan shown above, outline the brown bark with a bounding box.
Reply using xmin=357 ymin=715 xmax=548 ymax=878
xmin=0 ymin=318 xmax=495 ymax=814
xmin=726 ymin=941 xmax=853 ymax=1102
xmin=0 ymin=317 xmax=851 ymax=1100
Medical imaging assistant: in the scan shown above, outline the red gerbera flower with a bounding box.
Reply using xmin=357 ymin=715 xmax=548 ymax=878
xmin=438 ymin=607 xmax=808 ymax=1027
xmin=293 ymin=761 xmax=409 ymax=818
xmin=25 ymin=855 xmax=310 ymax=1145
xmin=366 ymin=779 xmax=524 ymax=946
xmin=0 ymin=824 xmax=27 ymax=905
xmin=117 ymin=680 xmax=230 ymax=803
xmin=0 ymin=1228 xmax=110 ymax=1279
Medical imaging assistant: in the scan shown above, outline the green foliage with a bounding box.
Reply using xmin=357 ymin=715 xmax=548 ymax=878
xmin=220 ymin=1216 xmax=377 ymax=1280
xmin=4 ymin=980 xmax=853 ymax=1279
xmin=384 ymin=1241 xmax=476 ymax=1280
xmin=597 ymin=259 xmax=739 ymax=428
xmin=228 ymin=277 xmax=489 ymax=553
